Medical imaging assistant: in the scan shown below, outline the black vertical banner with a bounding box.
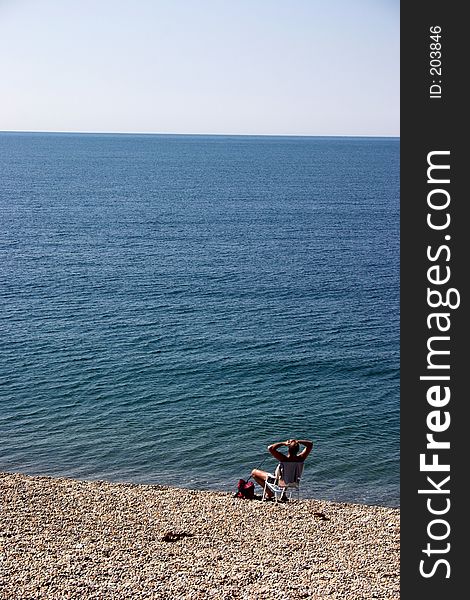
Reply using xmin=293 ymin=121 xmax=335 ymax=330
xmin=401 ymin=2 xmax=466 ymax=598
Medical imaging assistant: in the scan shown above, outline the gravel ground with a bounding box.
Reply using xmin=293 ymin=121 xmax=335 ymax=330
xmin=0 ymin=472 xmax=399 ymax=599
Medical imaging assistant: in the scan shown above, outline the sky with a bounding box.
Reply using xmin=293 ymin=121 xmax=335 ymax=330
xmin=0 ymin=0 xmax=399 ymax=136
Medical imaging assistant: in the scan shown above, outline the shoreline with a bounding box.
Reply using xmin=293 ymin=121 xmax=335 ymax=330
xmin=0 ymin=468 xmax=399 ymax=510
xmin=1 ymin=471 xmax=399 ymax=599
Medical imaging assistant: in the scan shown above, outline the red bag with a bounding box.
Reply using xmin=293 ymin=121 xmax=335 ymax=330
xmin=235 ymin=478 xmax=255 ymax=499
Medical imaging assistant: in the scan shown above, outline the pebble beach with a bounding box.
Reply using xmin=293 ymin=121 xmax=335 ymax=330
xmin=0 ymin=472 xmax=399 ymax=599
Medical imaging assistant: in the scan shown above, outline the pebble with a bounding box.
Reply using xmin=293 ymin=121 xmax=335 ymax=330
xmin=0 ymin=472 xmax=399 ymax=599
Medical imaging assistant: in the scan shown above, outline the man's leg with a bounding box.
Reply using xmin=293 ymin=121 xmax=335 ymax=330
xmin=251 ymin=469 xmax=274 ymax=498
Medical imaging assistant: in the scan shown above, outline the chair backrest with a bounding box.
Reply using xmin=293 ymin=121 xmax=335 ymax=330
xmin=278 ymin=461 xmax=304 ymax=486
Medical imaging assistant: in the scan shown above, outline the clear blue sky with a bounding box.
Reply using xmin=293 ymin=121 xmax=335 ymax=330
xmin=0 ymin=0 xmax=399 ymax=136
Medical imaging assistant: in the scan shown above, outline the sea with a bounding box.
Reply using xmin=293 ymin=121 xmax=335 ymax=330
xmin=0 ymin=132 xmax=399 ymax=507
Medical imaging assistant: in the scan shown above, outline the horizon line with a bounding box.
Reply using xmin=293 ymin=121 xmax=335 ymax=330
xmin=0 ymin=129 xmax=400 ymax=139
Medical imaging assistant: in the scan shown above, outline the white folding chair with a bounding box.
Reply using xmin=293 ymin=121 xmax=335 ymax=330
xmin=262 ymin=462 xmax=304 ymax=503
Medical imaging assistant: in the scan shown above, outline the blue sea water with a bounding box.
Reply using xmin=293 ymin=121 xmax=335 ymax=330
xmin=0 ymin=132 xmax=399 ymax=507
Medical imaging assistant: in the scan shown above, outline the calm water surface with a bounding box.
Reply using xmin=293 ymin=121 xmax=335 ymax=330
xmin=0 ymin=133 xmax=399 ymax=506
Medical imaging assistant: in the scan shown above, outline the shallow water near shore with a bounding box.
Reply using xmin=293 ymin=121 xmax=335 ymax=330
xmin=0 ymin=132 xmax=399 ymax=507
